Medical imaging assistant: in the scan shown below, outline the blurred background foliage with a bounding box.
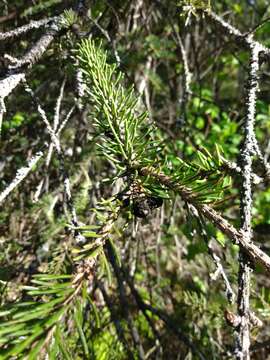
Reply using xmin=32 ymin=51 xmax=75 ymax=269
xmin=1 ymin=0 xmax=270 ymax=359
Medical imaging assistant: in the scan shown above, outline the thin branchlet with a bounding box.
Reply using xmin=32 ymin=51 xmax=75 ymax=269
xmin=204 ymin=10 xmax=270 ymax=59
xmin=0 ymin=150 xmax=44 ymax=204
xmin=23 ymin=81 xmax=85 ymax=245
xmin=189 ymin=204 xmax=236 ymax=304
xmin=0 ymin=17 xmax=58 ymax=41
xmin=236 ymin=40 xmax=260 ymax=360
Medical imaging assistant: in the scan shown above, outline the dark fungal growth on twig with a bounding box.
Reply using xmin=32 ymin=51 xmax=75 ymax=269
xmin=131 ymin=195 xmax=163 ymax=218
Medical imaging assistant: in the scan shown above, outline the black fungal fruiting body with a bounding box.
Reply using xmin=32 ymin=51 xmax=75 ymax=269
xmin=120 ymin=181 xmax=163 ymax=218
xmin=146 ymin=196 xmax=163 ymax=209
xmin=131 ymin=196 xmax=163 ymax=218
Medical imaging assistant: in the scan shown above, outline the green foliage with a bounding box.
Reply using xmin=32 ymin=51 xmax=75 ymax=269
xmin=71 ymin=197 xmax=121 ymax=262
xmin=90 ymin=320 xmax=124 ymax=360
xmin=60 ymin=9 xmax=78 ymax=28
xmin=77 ymin=40 xmax=230 ymax=204
xmin=3 ymin=112 xmax=25 ymax=131
xmin=0 ymin=275 xmax=75 ymax=359
xmin=166 ymin=145 xmax=231 ymax=203
xmin=77 ymin=40 xmax=154 ymax=169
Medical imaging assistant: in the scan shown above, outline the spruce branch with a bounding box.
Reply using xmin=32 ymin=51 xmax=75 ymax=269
xmin=0 ymin=270 xmax=88 ymax=359
xmin=77 ymin=40 xmax=228 ymax=205
xmin=137 ymin=165 xmax=270 ymax=272
xmin=76 ymin=39 xmax=270 ymax=273
xmin=71 ymin=199 xmax=121 ymax=261
xmin=77 ymin=39 xmax=151 ymax=168
xmin=0 ymin=200 xmax=121 ymax=357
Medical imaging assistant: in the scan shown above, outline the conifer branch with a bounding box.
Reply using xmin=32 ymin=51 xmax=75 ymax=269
xmin=0 ymin=271 xmax=87 ymax=359
xmin=137 ymin=166 xmax=270 ymax=272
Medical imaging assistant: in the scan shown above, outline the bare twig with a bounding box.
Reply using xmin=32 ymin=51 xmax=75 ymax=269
xmin=251 ymin=135 xmax=270 ymax=179
xmin=33 ymin=89 xmax=74 ymax=203
xmin=45 ymin=78 xmax=67 ymax=169
xmin=221 ymin=159 xmax=263 ymax=185
xmin=8 ymin=22 xmax=62 ymax=69
xmin=0 ymin=16 xmax=65 ymax=134
xmin=0 ymin=11 xmax=17 ymax=24
xmin=0 ymin=17 xmax=57 ymax=41
xmin=0 ymin=72 xmax=25 ymax=106
xmin=23 ymin=81 xmax=85 ymax=244
xmin=171 ymin=25 xmax=192 ymax=125
xmin=236 ymin=39 xmax=261 ymax=360
xmin=204 ymin=10 xmax=270 ymax=59
xmin=188 ymin=204 xmax=236 ymax=304
xmin=0 ymin=150 xmax=44 ymax=204
xmin=244 ymin=16 xmax=270 ymax=36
